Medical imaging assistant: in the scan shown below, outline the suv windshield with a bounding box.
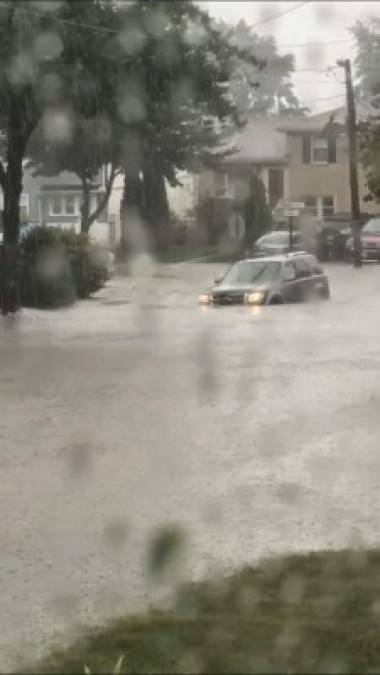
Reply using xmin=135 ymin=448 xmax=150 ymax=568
xmin=363 ymin=218 xmax=380 ymax=234
xmin=222 ymin=261 xmax=281 ymax=285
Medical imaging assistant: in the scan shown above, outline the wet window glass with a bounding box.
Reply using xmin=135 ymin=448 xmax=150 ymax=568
xmin=222 ymin=260 xmax=281 ymax=284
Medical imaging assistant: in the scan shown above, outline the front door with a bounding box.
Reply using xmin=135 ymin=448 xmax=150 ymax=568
xmin=268 ymin=169 xmax=284 ymax=210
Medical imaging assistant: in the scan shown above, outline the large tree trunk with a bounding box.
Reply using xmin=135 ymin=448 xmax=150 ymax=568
xmin=85 ymin=165 xmax=118 ymax=232
xmin=119 ymin=170 xmax=144 ymax=261
xmin=0 ymin=97 xmax=27 ymax=314
xmin=80 ymin=175 xmax=91 ymax=234
xmin=142 ymin=156 xmax=170 ymax=251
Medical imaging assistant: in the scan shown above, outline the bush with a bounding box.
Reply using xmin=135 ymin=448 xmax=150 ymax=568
xmin=19 ymin=226 xmax=110 ymax=309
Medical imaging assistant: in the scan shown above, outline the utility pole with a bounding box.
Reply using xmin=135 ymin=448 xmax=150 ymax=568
xmin=337 ymin=58 xmax=362 ymax=268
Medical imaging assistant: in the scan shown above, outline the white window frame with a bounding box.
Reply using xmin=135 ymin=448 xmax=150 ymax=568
xmin=311 ymin=137 xmax=328 ymax=165
xmin=321 ymin=195 xmax=335 ymax=219
xmin=50 ymin=196 xmax=63 ymax=216
xmin=303 ymin=195 xmax=335 ymax=220
xmin=65 ymin=194 xmax=77 ymax=216
xmin=49 ymin=195 xmax=80 ymax=217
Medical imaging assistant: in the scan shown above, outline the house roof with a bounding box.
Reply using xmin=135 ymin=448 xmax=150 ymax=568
xmin=28 ymin=170 xmax=101 ymax=190
xmin=221 ymin=117 xmax=289 ymax=166
xmin=276 ymin=101 xmax=378 ymax=134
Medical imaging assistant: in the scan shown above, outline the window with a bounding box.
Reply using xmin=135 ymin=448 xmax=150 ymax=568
xmin=222 ymin=260 xmax=281 ymax=285
xmin=65 ymin=196 xmax=75 ymax=215
xmin=294 ymin=259 xmax=312 ymax=279
xmin=363 ymin=218 xmax=380 ymax=234
xmin=311 ymin=137 xmax=328 ymax=164
xmin=303 ymin=195 xmax=334 ymax=220
xmin=322 ymin=196 xmax=334 ymax=218
xmin=51 ymin=197 xmax=62 ymax=215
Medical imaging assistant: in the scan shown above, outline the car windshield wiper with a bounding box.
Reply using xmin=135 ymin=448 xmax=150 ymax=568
xmin=249 ymin=266 xmax=269 ymax=282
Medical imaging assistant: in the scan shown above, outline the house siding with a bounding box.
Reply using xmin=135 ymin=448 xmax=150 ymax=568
xmin=2 ymin=166 xmax=113 ymax=243
xmin=286 ymin=133 xmax=378 ymax=216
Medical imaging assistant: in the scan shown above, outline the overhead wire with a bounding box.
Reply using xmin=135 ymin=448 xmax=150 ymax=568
xmin=15 ymin=4 xmax=350 ymax=55
xmin=248 ymin=0 xmax=311 ymax=30
xmin=14 ymin=3 xmax=355 ymax=110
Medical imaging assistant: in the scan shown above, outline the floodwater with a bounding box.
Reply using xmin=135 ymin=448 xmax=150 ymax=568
xmin=1 ymin=261 xmax=380 ymax=668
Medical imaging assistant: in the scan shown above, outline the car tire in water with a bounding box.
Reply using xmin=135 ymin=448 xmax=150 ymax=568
xmin=269 ymin=295 xmax=283 ymax=305
xmin=319 ymin=285 xmax=330 ymax=299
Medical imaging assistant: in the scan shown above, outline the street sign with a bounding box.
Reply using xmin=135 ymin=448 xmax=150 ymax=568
xmin=284 ymin=209 xmax=299 ymax=217
xmin=284 ymin=202 xmax=304 ymax=209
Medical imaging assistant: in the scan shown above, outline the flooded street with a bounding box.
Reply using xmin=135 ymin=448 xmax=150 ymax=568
xmin=2 ymin=261 xmax=380 ymax=668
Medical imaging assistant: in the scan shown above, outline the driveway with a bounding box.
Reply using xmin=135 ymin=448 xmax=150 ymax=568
xmin=1 ymin=261 xmax=380 ymax=668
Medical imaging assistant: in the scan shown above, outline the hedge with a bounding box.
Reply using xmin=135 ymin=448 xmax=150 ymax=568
xmin=18 ymin=226 xmax=111 ymax=309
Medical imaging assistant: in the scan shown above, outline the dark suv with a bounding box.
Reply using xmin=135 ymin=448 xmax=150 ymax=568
xmin=199 ymin=253 xmax=330 ymax=306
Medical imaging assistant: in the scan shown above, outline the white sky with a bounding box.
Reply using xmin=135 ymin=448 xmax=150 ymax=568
xmin=202 ymin=1 xmax=380 ymax=113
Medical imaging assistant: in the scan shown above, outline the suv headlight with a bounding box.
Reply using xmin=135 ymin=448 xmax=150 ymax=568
xmin=245 ymin=291 xmax=266 ymax=305
xmin=199 ymin=293 xmax=211 ymax=305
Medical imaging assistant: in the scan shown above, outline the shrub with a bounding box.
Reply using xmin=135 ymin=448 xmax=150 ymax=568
xmin=19 ymin=226 xmax=110 ymax=309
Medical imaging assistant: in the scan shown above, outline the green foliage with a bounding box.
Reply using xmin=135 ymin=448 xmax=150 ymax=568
xmin=351 ymin=19 xmax=380 ymax=202
xmin=359 ymin=116 xmax=380 ymax=202
xmin=215 ymin=19 xmax=307 ymax=118
xmin=26 ymin=548 xmax=380 ymax=674
xmin=19 ymin=226 xmax=109 ymax=308
xmin=351 ymin=19 xmax=380 ymax=103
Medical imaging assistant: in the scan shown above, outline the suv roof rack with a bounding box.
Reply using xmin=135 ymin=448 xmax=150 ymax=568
xmin=285 ymin=250 xmax=308 ymax=257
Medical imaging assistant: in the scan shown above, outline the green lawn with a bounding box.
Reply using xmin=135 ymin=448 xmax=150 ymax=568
xmin=25 ymin=548 xmax=380 ymax=674
xmin=156 ymin=246 xmax=240 ymax=264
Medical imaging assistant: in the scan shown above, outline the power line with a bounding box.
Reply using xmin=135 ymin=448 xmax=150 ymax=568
xmin=297 ymin=93 xmax=346 ymax=105
xmin=14 ymin=4 xmax=355 ymax=81
xmin=277 ymin=37 xmax=353 ymax=49
xmin=250 ymin=1 xmax=311 ymax=30
xmin=16 ymin=3 xmax=326 ymax=56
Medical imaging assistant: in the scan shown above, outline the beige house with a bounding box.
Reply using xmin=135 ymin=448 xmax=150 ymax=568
xmin=198 ymin=105 xmax=379 ymax=227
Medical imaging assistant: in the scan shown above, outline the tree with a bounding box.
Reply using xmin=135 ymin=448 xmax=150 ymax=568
xmin=25 ymin=0 xmax=129 ymax=234
xmin=112 ymin=0 xmax=260 ymax=255
xmin=351 ymin=18 xmax=380 ymax=104
xmin=351 ymin=19 xmax=380 ymax=203
xmin=0 ymin=0 xmax=120 ymax=312
xmin=27 ymin=118 xmax=122 ymax=234
xmin=215 ymin=19 xmax=307 ymax=118
xmin=243 ymin=173 xmax=272 ymax=250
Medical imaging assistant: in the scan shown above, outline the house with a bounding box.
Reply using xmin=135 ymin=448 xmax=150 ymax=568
xmin=0 ymin=164 xmax=114 ymax=245
xmin=275 ymin=103 xmax=378 ymax=221
xmin=198 ymin=105 xmax=379 ymax=235
xmin=198 ymin=117 xmax=288 ymax=210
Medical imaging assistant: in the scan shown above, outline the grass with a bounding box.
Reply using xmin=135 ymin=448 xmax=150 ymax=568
xmin=156 ymin=246 xmax=240 ymax=264
xmin=24 ymin=548 xmax=380 ymax=674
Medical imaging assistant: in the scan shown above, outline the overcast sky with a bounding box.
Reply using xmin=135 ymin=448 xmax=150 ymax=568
xmin=202 ymin=1 xmax=380 ymax=113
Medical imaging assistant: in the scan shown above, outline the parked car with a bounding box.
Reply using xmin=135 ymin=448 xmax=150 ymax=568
xmin=345 ymin=217 xmax=380 ymax=261
xmin=317 ymin=221 xmax=351 ymax=261
xmin=252 ymin=230 xmax=304 ymax=257
xmin=199 ymin=253 xmax=330 ymax=306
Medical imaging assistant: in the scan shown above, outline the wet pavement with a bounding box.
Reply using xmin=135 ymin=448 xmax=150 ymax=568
xmin=2 ymin=261 xmax=380 ymax=668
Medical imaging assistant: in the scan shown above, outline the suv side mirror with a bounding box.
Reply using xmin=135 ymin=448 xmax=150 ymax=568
xmin=284 ymin=266 xmax=296 ymax=282
xmin=214 ymin=276 xmax=222 ymax=285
